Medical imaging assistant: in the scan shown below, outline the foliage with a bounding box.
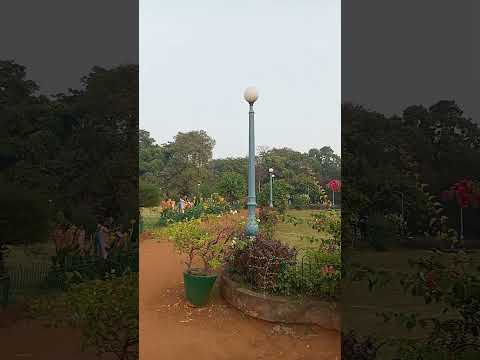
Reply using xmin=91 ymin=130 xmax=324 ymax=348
xmin=351 ymin=250 xmax=480 ymax=359
xmin=140 ymin=127 xmax=341 ymax=208
xmin=291 ymin=194 xmax=310 ymax=209
xmin=258 ymin=207 xmax=280 ymax=240
xmin=0 ymin=60 xmax=138 ymax=234
xmin=277 ymin=210 xmax=341 ymax=298
xmin=311 ymin=210 xmax=341 ymax=242
xmin=30 ymin=273 xmax=138 ymax=360
xmin=341 ymin=331 xmax=382 ymax=360
xmin=276 ymin=247 xmax=340 ymax=299
xmin=289 ymin=175 xmax=328 ymax=205
xmin=342 ymin=102 xmax=480 ymax=239
xmin=257 ymin=179 xmax=291 ymax=213
xmin=366 ymin=213 xmax=401 ymax=251
xmin=157 ymin=194 xmax=232 ymax=227
xmin=0 ymin=183 xmax=51 ymax=271
xmin=166 ymin=215 xmax=243 ymax=274
xmin=227 ymin=236 xmax=297 ymax=291
xmin=139 ymin=180 xmax=161 ymax=208
xmin=216 ymin=171 xmax=246 ymax=204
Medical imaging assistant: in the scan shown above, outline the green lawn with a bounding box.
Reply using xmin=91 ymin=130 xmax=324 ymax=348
xmin=140 ymin=206 xmax=164 ymax=230
xmin=275 ymin=209 xmax=329 ymax=250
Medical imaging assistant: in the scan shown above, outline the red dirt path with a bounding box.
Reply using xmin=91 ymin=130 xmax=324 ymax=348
xmin=0 ymin=304 xmax=112 ymax=360
xmin=139 ymin=235 xmax=340 ymax=360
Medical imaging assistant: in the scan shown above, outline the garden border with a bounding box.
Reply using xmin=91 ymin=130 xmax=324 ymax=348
xmin=219 ymin=274 xmax=340 ymax=331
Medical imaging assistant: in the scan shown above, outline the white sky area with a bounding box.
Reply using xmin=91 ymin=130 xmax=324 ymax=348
xmin=140 ymin=0 xmax=340 ymax=159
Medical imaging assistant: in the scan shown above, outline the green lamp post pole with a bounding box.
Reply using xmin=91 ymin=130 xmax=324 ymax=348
xmin=269 ymin=168 xmax=274 ymax=208
xmin=244 ymin=87 xmax=259 ymax=236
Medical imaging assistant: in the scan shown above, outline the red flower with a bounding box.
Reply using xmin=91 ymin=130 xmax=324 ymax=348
xmin=328 ymin=180 xmax=341 ymax=192
xmin=426 ymin=271 xmax=434 ymax=289
xmin=322 ymin=265 xmax=335 ymax=275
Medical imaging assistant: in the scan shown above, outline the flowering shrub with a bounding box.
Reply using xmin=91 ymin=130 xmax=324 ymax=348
xmin=157 ymin=194 xmax=233 ymax=227
xmin=311 ymin=210 xmax=341 ymax=243
xmin=166 ymin=214 xmax=244 ymax=274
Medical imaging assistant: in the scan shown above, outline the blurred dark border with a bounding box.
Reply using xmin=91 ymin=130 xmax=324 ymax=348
xmin=0 ymin=1 xmax=139 ymax=359
xmin=342 ymin=1 xmax=479 ymax=359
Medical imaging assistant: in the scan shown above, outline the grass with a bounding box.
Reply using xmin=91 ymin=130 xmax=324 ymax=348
xmin=342 ymin=246 xmax=480 ymax=353
xmin=141 ymin=206 xmax=330 ymax=249
xmin=275 ymin=209 xmax=329 ymax=250
xmin=140 ymin=206 xmax=164 ymax=230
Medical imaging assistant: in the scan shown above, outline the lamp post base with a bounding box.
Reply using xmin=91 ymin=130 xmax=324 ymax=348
xmin=245 ymin=218 xmax=259 ymax=237
xmin=245 ymin=202 xmax=259 ymax=236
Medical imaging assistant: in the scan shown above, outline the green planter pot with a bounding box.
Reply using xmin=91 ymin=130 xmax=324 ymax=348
xmin=183 ymin=271 xmax=217 ymax=307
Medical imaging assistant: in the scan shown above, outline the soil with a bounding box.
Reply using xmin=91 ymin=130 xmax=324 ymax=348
xmin=139 ymin=234 xmax=340 ymax=360
xmin=0 ymin=303 xmax=113 ymax=360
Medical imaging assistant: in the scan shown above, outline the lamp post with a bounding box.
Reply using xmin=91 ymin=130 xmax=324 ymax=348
xmin=244 ymin=87 xmax=259 ymax=236
xmin=269 ymin=168 xmax=274 ymax=208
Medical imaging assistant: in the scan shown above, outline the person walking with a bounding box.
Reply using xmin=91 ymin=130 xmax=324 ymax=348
xmin=179 ymin=197 xmax=185 ymax=214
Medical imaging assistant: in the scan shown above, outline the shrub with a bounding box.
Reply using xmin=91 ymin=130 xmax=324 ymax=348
xmin=311 ymin=210 xmax=341 ymax=243
xmin=341 ymin=331 xmax=382 ymax=360
xmin=291 ymin=194 xmax=310 ymax=209
xmin=139 ymin=181 xmax=160 ymax=207
xmin=352 ymin=250 xmax=480 ymax=359
xmin=227 ymin=236 xmax=297 ymax=291
xmin=157 ymin=194 xmax=233 ymax=227
xmin=258 ymin=207 xmax=280 ymax=240
xmin=257 ymin=179 xmax=291 ymax=213
xmin=166 ymin=215 xmax=243 ymax=274
xmin=276 ymin=247 xmax=341 ymax=299
xmin=30 ymin=273 xmax=138 ymax=360
xmin=216 ymin=172 xmax=246 ymax=204
xmin=367 ymin=213 xmax=400 ymax=251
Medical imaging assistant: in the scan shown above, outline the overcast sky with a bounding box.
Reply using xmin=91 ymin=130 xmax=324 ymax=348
xmin=0 ymin=0 xmax=138 ymax=95
xmin=342 ymin=0 xmax=477 ymax=123
xmin=140 ymin=0 xmax=341 ymax=159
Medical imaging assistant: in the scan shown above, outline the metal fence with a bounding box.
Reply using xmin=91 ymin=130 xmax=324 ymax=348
xmin=5 ymin=246 xmax=138 ymax=302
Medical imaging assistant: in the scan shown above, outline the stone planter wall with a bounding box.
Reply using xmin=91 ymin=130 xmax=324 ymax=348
xmin=219 ymin=274 xmax=340 ymax=331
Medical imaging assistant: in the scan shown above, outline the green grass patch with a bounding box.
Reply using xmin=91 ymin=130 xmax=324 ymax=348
xmin=275 ymin=209 xmax=329 ymax=250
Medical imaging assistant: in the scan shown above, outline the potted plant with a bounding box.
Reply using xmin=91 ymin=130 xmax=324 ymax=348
xmin=166 ymin=215 xmax=241 ymax=306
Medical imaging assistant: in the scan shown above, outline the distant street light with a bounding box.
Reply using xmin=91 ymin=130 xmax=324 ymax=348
xmin=244 ymin=86 xmax=259 ymax=236
xmin=269 ymin=168 xmax=274 ymax=208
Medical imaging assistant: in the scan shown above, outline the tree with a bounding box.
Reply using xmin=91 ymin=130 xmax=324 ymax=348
xmin=139 ymin=180 xmax=161 ymax=207
xmin=161 ymin=130 xmax=215 ymax=197
xmin=258 ymin=179 xmax=291 ymax=213
xmin=216 ymin=172 xmax=246 ymax=203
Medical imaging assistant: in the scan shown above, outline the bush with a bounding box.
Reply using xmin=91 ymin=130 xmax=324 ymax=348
xmin=157 ymin=194 xmax=232 ymax=227
xmin=227 ymin=236 xmax=297 ymax=291
xmin=139 ymin=181 xmax=160 ymax=207
xmin=311 ymin=210 xmax=341 ymax=243
xmin=276 ymin=247 xmax=341 ymax=299
xmin=291 ymin=194 xmax=310 ymax=209
xmin=341 ymin=331 xmax=381 ymax=360
xmin=166 ymin=215 xmax=243 ymax=274
xmin=258 ymin=207 xmax=280 ymax=240
xmin=367 ymin=213 xmax=400 ymax=251
xmin=257 ymin=179 xmax=291 ymax=213
xmin=30 ymin=273 xmax=138 ymax=360
xmin=216 ymin=172 xmax=246 ymax=204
